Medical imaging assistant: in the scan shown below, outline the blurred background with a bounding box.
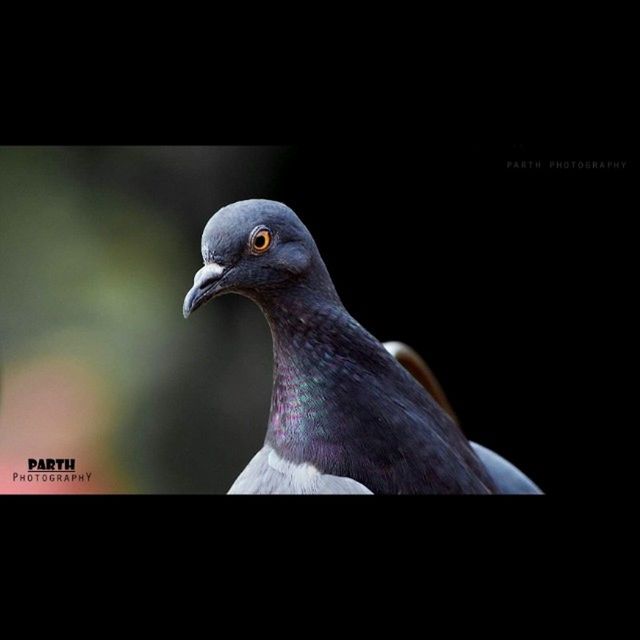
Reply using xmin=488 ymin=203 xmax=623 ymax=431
xmin=1 ymin=144 xmax=628 ymax=493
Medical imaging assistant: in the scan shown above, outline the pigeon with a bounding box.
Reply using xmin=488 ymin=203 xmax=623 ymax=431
xmin=183 ymin=199 xmax=542 ymax=494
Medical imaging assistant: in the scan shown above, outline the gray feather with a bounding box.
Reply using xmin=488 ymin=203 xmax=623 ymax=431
xmin=471 ymin=442 xmax=542 ymax=494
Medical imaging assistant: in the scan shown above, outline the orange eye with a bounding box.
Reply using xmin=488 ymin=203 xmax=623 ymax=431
xmin=250 ymin=227 xmax=272 ymax=254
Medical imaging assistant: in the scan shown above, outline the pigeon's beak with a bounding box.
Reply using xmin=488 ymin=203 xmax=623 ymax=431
xmin=183 ymin=262 xmax=226 ymax=318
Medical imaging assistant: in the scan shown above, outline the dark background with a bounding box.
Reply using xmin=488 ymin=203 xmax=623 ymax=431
xmin=1 ymin=142 xmax=630 ymax=494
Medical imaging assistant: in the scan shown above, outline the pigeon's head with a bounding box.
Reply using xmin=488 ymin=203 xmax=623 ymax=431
xmin=184 ymin=199 xmax=333 ymax=318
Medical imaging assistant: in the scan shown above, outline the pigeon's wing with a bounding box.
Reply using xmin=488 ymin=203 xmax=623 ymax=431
xmin=228 ymin=446 xmax=373 ymax=495
xmin=470 ymin=442 xmax=543 ymax=494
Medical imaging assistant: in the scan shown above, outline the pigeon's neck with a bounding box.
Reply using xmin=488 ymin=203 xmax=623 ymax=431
xmin=258 ymin=284 xmax=348 ymax=369
xmin=251 ymin=262 xmax=344 ymax=349
xmin=253 ymin=282 xmax=368 ymax=453
xmin=261 ymin=289 xmax=346 ymax=348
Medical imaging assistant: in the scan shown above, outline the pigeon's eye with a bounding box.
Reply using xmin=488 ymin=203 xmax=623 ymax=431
xmin=250 ymin=227 xmax=272 ymax=254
